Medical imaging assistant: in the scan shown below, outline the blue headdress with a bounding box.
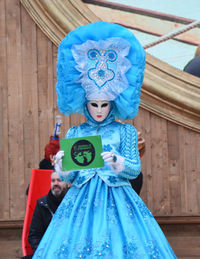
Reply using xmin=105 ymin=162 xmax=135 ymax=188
xmin=56 ymin=21 xmax=145 ymax=120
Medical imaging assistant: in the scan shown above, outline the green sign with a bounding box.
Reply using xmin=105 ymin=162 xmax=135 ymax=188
xmin=60 ymin=135 xmax=104 ymax=171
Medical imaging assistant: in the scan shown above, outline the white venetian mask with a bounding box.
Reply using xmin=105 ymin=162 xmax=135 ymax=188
xmin=87 ymin=100 xmax=110 ymax=122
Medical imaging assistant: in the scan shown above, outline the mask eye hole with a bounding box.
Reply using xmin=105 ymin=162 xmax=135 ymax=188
xmin=90 ymin=103 xmax=98 ymax=107
xmin=101 ymin=103 xmax=109 ymax=108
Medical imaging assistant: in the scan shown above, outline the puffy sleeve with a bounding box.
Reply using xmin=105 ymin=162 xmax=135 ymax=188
xmin=119 ymin=123 xmax=141 ymax=179
xmin=56 ymin=126 xmax=78 ymax=183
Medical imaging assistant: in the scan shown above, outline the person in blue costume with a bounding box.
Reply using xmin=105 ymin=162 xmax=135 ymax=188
xmin=33 ymin=21 xmax=177 ymax=258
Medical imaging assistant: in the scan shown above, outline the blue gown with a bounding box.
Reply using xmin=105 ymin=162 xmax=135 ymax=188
xmin=33 ymin=110 xmax=176 ymax=259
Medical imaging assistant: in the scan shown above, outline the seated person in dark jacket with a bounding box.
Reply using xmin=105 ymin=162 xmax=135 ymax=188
xmin=184 ymin=55 xmax=200 ymax=77
xmin=129 ymin=172 xmax=143 ymax=195
xmin=183 ymin=44 xmax=200 ymax=78
xmin=28 ymin=171 xmax=71 ymax=253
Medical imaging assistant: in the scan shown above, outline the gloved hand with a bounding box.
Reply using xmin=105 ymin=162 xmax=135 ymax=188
xmin=53 ymin=150 xmax=66 ymax=175
xmin=53 ymin=151 xmax=73 ymax=182
xmin=101 ymin=152 xmax=124 ymax=173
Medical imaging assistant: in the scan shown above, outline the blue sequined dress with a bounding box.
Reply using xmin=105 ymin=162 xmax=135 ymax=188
xmin=33 ymin=110 xmax=176 ymax=259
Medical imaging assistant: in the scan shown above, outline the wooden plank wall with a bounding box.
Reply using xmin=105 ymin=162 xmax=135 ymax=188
xmin=134 ymin=110 xmax=200 ymax=216
xmin=0 ymin=0 xmax=200 ymax=258
xmin=0 ymin=0 xmax=88 ymax=222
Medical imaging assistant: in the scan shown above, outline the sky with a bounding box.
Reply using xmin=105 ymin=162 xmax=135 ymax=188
xmin=107 ymin=0 xmax=200 ymax=20
xmin=106 ymin=0 xmax=200 ymax=69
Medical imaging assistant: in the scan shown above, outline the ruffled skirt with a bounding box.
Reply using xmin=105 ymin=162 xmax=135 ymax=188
xmin=33 ymin=174 xmax=176 ymax=258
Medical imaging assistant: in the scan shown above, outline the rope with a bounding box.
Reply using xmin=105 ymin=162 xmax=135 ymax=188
xmin=143 ymin=20 xmax=200 ymax=49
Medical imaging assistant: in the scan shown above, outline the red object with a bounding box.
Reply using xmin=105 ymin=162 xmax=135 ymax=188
xmin=22 ymin=169 xmax=53 ymax=256
xmin=44 ymin=136 xmax=60 ymax=161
